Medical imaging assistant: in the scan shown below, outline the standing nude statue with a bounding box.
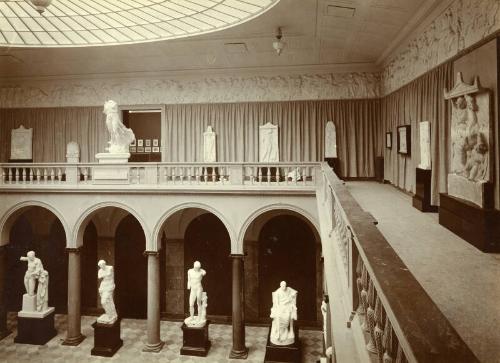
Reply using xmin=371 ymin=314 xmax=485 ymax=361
xmin=97 ymin=260 xmax=118 ymax=324
xmin=185 ymin=261 xmax=206 ymax=326
xmin=20 ymin=251 xmax=43 ymax=296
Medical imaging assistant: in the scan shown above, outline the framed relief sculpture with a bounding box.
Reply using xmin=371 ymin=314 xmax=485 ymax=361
xmin=259 ymin=122 xmax=279 ymax=162
xmin=385 ymin=132 xmax=392 ymax=149
xmin=397 ymin=125 xmax=411 ymax=155
xmin=10 ymin=125 xmax=33 ymax=161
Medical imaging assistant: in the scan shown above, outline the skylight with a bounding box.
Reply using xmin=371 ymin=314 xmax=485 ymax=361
xmin=0 ymin=0 xmax=280 ymax=47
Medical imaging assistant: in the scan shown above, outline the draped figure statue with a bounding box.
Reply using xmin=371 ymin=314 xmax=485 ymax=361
xmin=97 ymin=260 xmax=118 ymax=324
xmin=103 ymin=100 xmax=135 ymax=154
xmin=270 ymin=281 xmax=298 ymax=345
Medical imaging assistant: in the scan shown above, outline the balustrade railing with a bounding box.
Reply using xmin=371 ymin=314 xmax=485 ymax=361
xmin=319 ymin=163 xmax=478 ymax=363
xmin=0 ymin=162 xmax=319 ymax=189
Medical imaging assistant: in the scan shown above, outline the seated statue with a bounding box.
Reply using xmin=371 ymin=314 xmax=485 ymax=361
xmin=97 ymin=260 xmax=118 ymax=324
xmin=270 ymin=281 xmax=298 ymax=345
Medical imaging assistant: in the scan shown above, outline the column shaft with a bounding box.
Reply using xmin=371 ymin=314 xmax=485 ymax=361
xmin=63 ymin=247 xmax=85 ymax=345
xmin=229 ymin=254 xmax=248 ymax=359
xmin=143 ymin=251 xmax=164 ymax=352
xmin=0 ymin=246 xmax=11 ymax=340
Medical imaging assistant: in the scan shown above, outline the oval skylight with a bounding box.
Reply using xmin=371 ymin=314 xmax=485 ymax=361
xmin=0 ymin=0 xmax=280 ymax=47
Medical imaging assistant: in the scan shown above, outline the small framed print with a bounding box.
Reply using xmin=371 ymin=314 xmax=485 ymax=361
xmin=397 ymin=125 xmax=411 ymax=155
xmin=153 ymin=139 xmax=159 ymax=147
xmin=130 ymin=139 xmax=136 ymax=146
xmin=145 ymin=139 xmax=151 ymax=147
xmin=145 ymin=146 xmax=152 ymax=153
xmin=152 ymin=146 xmax=160 ymax=153
xmin=137 ymin=139 xmax=144 ymax=147
xmin=137 ymin=146 xmax=144 ymax=153
xmin=129 ymin=146 xmax=137 ymax=153
xmin=385 ymin=132 xmax=392 ymax=149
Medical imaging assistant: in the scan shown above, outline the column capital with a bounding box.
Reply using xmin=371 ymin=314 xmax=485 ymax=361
xmin=229 ymin=253 xmax=246 ymax=259
xmin=143 ymin=250 xmax=160 ymax=257
xmin=66 ymin=247 xmax=83 ymax=254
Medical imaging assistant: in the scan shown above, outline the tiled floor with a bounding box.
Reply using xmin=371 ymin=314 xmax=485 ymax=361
xmin=0 ymin=313 xmax=323 ymax=363
xmin=346 ymin=181 xmax=500 ymax=363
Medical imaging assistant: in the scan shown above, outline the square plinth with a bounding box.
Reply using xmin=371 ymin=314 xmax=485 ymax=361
xmin=14 ymin=309 xmax=57 ymax=345
xmin=264 ymin=326 xmax=301 ymax=363
xmin=412 ymin=168 xmax=438 ymax=212
xmin=180 ymin=322 xmax=211 ymax=357
xmin=91 ymin=319 xmax=123 ymax=357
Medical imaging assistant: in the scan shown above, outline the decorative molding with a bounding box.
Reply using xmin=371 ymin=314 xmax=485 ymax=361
xmin=0 ymin=71 xmax=381 ymax=108
xmin=382 ymin=0 xmax=500 ymax=94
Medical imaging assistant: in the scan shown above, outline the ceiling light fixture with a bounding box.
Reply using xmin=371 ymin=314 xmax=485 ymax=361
xmin=28 ymin=0 xmax=53 ymax=14
xmin=273 ymin=27 xmax=285 ymax=56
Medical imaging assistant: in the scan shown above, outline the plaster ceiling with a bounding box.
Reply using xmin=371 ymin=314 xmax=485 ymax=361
xmin=0 ymin=0 xmax=441 ymax=79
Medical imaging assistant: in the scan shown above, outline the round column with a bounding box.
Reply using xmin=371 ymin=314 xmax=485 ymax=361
xmin=0 ymin=245 xmax=11 ymax=340
xmin=63 ymin=247 xmax=85 ymax=345
xmin=142 ymin=251 xmax=164 ymax=353
xmin=229 ymin=254 xmax=248 ymax=359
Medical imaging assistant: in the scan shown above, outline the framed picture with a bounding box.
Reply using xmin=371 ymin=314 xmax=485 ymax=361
xmin=397 ymin=125 xmax=411 ymax=155
xmin=145 ymin=139 xmax=151 ymax=147
xmin=129 ymin=146 xmax=137 ymax=153
xmin=153 ymin=139 xmax=159 ymax=147
xmin=137 ymin=139 xmax=144 ymax=147
xmin=385 ymin=132 xmax=392 ymax=149
xmin=130 ymin=139 xmax=136 ymax=146
xmin=137 ymin=146 xmax=144 ymax=153
xmin=152 ymin=146 xmax=160 ymax=153
xmin=145 ymin=146 xmax=152 ymax=153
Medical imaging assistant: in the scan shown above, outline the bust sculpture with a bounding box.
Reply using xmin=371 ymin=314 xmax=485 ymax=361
xmin=103 ymin=100 xmax=135 ymax=154
xmin=270 ymin=281 xmax=298 ymax=345
xmin=97 ymin=260 xmax=118 ymax=324
xmin=185 ymin=261 xmax=207 ymax=327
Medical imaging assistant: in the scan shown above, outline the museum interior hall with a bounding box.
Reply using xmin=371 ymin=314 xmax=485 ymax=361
xmin=0 ymin=0 xmax=499 ymax=362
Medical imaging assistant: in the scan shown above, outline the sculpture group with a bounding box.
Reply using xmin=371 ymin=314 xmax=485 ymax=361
xmin=20 ymin=251 xmax=49 ymax=313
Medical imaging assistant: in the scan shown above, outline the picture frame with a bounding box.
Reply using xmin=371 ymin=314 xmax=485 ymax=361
xmin=152 ymin=146 xmax=160 ymax=153
xmin=397 ymin=125 xmax=411 ymax=155
xmin=153 ymin=139 xmax=159 ymax=147
xmin=145 ymin=139 xmax=151 ymax=147
xmin=137 ymin=139 xmax=144 ymax=147
xmin=137 ymin=146 xmax=144 ymax=153
xmin=385 ymin=132 xmax=392 ymax=149
xmin=129 ymin=146 xmax=137 ymax=153
xmin=145 ymin=146 xmax=152 ymax=153
xmin=130 ymin=139 xmax=136 ymax=146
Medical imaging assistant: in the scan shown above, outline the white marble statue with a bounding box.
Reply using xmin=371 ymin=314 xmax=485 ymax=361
xmin=270 ymin=281 xmax=298 ymax=345
xmin=36 ymin=270 xmax=49 ymax=312
xmin=287 ymin=167 xmax=302 ymax=182
xmin=20 ymin=251 xmax=44 ymax=296
xmin=203 ymin=126 xmax=216 ymax=162
xmin=259 ymin=122 xmax=279 ymax=162
xmin=325 ymin=121 xmax=337 ymax=158
xmin=321 ymin=300 xmax=328 ymax=347
xmin=418 ymin=121 xmax=431 ymax=169
xmin=185 ymin=261 xmax=207 ymax=327
xmin=97 ymin=260 xmax=118 ymax=324
xmin=103 ymin=100 xmax=135 ymax=154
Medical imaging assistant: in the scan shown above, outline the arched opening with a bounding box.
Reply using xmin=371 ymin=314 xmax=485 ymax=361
xmin=242 ymin=209 xmax=322 ymax=326
xmin=158 ymin=207 xmax=232 ymax=322
xmin=4 ymin=207 xmax=67 ymax=313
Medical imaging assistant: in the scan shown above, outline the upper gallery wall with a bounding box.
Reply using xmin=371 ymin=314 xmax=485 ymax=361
xmin=381 ymin=0 xmax=500 ymax=95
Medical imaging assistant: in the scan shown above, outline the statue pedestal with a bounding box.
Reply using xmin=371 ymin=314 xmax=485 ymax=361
xmin=95 ymin=152 xmax=130 ymax=164
xmin=14 ymin=308 xmax=56 ymax=345
xmin=91 ymin=319 xmax=123 ymax=357
xmin=325 ymin=157 xmax=340 ymax=178
xmin=264 ymin=325 xmax=301 ymax=363
xmin=412 ymin=168 xmax=437 ymax=212
xmin=180 ymin=321 xmax=211 ymax=357
xmin=93 ymin=153 xmax=130 ymax=184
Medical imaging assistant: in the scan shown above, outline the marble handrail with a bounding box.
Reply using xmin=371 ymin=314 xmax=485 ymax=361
xmin=320 ymin=162 xmax=478 ymax=363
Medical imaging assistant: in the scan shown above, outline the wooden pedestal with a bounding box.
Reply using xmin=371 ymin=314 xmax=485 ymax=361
xmin=91 ymin=319 xmax=123 ymax=357
xmin=14 ymin=310 xmax=57 ymax=345
xmin=375 ymin=157 xmax=384 ymax=183
xmin=413 ymin=168 xmax=438 ymax=212
xmin=439 ymin=193 xmax=500 ymax=252
xmin=180 ymin=322 xmax=211 ymax=357
xmin=264 ymin=326 xmax=301 ymax=363
xmin=325 ymin=158 xmax=340 ymax=178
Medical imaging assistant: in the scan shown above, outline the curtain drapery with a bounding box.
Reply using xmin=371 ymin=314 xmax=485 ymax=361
xmin=381 ymin=63 xmax=454 ymax=205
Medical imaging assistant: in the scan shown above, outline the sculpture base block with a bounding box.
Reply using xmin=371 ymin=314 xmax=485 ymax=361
xmin=95 ymin=152 xmax=130 ymax=164
xmin=91 ymin=319 xmax=123 ymax=357
xmin=264 ymin=326 xmax=301 ymax=363
xmin=447 ymin=174 xmax=492 ymax=208
xmin=325 ymin=157 xmax=340 ymax=178
xmin=439 ymin=193 xmax=500 ymax=253
xmin=412 ymin=168 xmax=438 ymax=212
xmin=180 ymin=322 xmax=211 ymax=357
xmin=92 ymin=165 xmax=130 ymax=184
xmin=14 ymin=310 xmax=57 ymax=345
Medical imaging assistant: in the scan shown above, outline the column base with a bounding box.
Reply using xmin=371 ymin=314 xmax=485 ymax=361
xmin=62 ymin=333 xmax=86 ymax=346
xmin=142 ymin=340 xmax=165 ymax=353
xmin=229 ymin=347 xmax=249 ymax=359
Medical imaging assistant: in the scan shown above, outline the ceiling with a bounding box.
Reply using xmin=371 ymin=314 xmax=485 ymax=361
xmin=0 ymin=0 xmax=439 ymax=79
